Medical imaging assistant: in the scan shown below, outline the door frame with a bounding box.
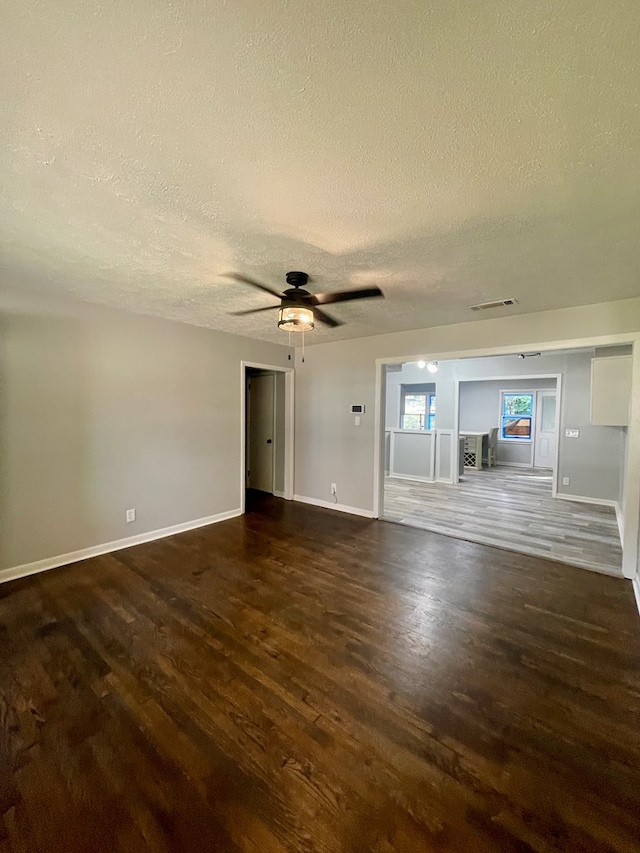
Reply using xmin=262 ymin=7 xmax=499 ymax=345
xmin=533 ymin=389 xmax=558 ymax=469
xmin=246 ymin=371 xmax=276 ymax=494
xmin=454 ymin=375 xmax=561 ymax=487
xmin=373 ymin=333 xmax=640 ymax=579
xmin=240 ymin=361 xmax=294 ymax=514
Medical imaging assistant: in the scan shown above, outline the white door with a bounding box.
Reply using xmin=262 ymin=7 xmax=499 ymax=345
xmin=533 ymin=391 xmax=557 ymax=468
xmin=247 ymin=373 xmax=275 ymax=492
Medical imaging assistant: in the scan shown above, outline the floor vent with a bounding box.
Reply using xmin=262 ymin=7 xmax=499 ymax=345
xmin=469 ymin=298 xmax=518 ymax=311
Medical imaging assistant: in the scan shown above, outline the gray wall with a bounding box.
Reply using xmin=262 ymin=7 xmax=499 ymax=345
xmin=385 ymin=364 xmax=435 ymax=428
xmin=460 ymin=378 xmax=557 ymax=466
xmin=459 ymin=378 xmax=556 ymax=431
xmin=294 ymin=298 xmax=640 ymax=513
xmin=0 ymin=292 xmax=289 ymax=571
xmin=443 ymin=351 xmax=626 ymax=500
xmin=383 ymin=354 xmax=626 ymax=495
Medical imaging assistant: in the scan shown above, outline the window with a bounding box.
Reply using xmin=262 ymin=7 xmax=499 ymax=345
xmin=400 ymin=384 xmax=436 ymax=430
xmin=501 ymin=393 xmax=534 ymax=440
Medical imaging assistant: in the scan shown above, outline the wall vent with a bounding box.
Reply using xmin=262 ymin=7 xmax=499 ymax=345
xmin=468 ymin=298 xmax=518 ymax=311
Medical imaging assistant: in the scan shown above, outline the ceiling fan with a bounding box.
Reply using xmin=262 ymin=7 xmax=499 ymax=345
xmin=223 ymin=271 xmax=384 ymax=332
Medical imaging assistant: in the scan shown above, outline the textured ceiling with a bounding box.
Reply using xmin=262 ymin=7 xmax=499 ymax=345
xmin=1 ymin=0 xmax=639 ymax=344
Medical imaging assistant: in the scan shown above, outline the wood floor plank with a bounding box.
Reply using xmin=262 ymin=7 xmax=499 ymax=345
xmin=0 ymin=493 xmax=639 ymax=851
xmin=383 ymin=467 xmax=623 ymax=575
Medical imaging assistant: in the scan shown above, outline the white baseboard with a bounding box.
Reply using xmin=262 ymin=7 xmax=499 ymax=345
xmin=0 ymin=508 xmax=242 ymax=587
xmin=555 ymin=492 xmax=617 ymax=509
xmin=388 ymin=472 xmax=434 ymax=484
xmin=633 ymin=576 xmax=640 ymax=618
xmin=293 ymin=494 xmax=375 ymax=519
xmin=495 ymin=461 xmax=533 ymax=469
xmin=615 ymin=502 xmax=624 ymax=547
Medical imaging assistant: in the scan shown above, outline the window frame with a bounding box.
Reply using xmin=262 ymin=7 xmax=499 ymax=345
xmin=400 ymin=383 xmax=436 ymax=431
xmin=499 ymin=391 xmax=535 ymax=441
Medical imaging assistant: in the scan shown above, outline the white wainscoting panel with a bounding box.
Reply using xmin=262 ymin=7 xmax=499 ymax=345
xmin=436 ymin=430 xmax=454 ymax=483
xmin=388 ymin=429 xmax=435 ymax=482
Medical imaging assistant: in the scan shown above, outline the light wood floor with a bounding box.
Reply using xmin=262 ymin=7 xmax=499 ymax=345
xmin=1 ymin=493 xmax=639 ymax=852
xmin=383 ymin=467 xmax=623 ymax=576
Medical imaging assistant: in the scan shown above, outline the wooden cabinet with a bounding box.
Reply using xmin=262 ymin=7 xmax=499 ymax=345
xmin=590 ymin=355 xmax=632 ymax=426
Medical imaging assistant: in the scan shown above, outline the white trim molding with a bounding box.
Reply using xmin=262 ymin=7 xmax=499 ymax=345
xmin=494 ymin=461 xmax=532 ymax=469
xmin=0 ymin=509 xmax=241 ymax=587
xmin=615 ymin=502 xmax=624 ymax=547
xmin=632 ymin=576 xmax=640 ymax=617
xmin=435 ymin=429 xmax=456 ymax=484
xmin=555 ymin=493 xmax=617 ymax=509
xmin=241 ymin=361 xmax=295 ymax=514
xmin=294 ymin=494 xmax=375 ymax=519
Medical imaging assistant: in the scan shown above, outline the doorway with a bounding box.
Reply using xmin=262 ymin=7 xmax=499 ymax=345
xmin=533 ymin=391 xmax=557 ymax=468
xmin=241 ymin=362 xmax=294 ymax=512
xmin=247 ymin=370 xmax=276 ymax=493
xmin=379 ymin=354 xmax=625 ymax=575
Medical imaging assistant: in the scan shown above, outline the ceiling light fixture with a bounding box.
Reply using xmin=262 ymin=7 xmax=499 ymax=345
xmin=426 ymin=361 xmax=439 ymax=373
xmin=278 ymin=305 xmax=314 ymax=332
xmin=417 ymin=360 xmax=426 ymax=369
xmin=227 ymin=271 xmax=384 ymax=334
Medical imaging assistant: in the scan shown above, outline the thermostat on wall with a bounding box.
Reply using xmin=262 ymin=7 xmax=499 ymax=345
xmin=351 ymin=404 xmax=365 ymax=414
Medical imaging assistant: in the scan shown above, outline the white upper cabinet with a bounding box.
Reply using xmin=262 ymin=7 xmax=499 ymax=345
xmin=590 ymin=356 xmax=632 ymax=426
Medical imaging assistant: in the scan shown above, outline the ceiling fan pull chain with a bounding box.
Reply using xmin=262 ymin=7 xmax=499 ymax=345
xmin=288 ymin=330 xmax=292 ymax=360
xmin=302 ymin=331 xmax=305 ymax=363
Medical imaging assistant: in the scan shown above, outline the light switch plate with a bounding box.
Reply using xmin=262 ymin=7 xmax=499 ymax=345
xmin=565 ymin=429 xmax=580 ymax=438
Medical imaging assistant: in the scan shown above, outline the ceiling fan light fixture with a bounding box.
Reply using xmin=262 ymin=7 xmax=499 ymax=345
xmin=426 ymin=361 xmax=439 ymax=373
xmin=278 ymin=305 xmax=314 ymax=332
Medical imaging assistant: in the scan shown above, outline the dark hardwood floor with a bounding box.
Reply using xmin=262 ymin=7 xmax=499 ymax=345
xmin=1 ymin=493 xmax=639 ymax=852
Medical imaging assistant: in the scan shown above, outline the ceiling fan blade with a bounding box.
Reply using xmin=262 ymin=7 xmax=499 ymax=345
xmin=230 ymin=305 xmax=281 ymax=316
xmin=313 ymin=307 xmax=342 ymax=327
xmin=312 ymin=286 xmax=384 ymax=306
xmin=222 ymin=272 xmax=282 ymax=299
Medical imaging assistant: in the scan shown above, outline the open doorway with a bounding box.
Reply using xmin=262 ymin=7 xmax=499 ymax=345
xmin=241 ymin=362 xmax=294 ymax=513
xmin=380 ymin=348 xmax=628 ymax=576
xmin=458 ymin=380 xmax=559 ymax=481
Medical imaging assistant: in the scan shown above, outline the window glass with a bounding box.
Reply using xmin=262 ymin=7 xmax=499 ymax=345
xmin=400 ymin=384 xmax=436 ymax=430
xmin=541 ymin=395 xmax=556 ymax=431
xmin=427 ymin=393 xmax=436 ymax=430
xmin=501 ymin=393 xmax=534 ymax=440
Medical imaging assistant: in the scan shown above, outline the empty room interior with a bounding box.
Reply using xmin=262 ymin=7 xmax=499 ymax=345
xmin=1 ymin=2 xmax=640 ymax=852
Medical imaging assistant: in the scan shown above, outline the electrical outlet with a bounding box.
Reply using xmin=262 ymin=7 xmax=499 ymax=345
xmin=126 ymin=508 xmax=136 ymax=523
xmin=331 ymin=483 xmax=337 ymax=495
xmin=562 ymin=477 xmax=570 ymax=486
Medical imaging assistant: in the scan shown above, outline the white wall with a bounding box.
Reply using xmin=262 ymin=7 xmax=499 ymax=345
xmin=0 ymin=290 xmax=289 ymax=573
xmin=294 ymin=297 xmax=640 ymax=578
